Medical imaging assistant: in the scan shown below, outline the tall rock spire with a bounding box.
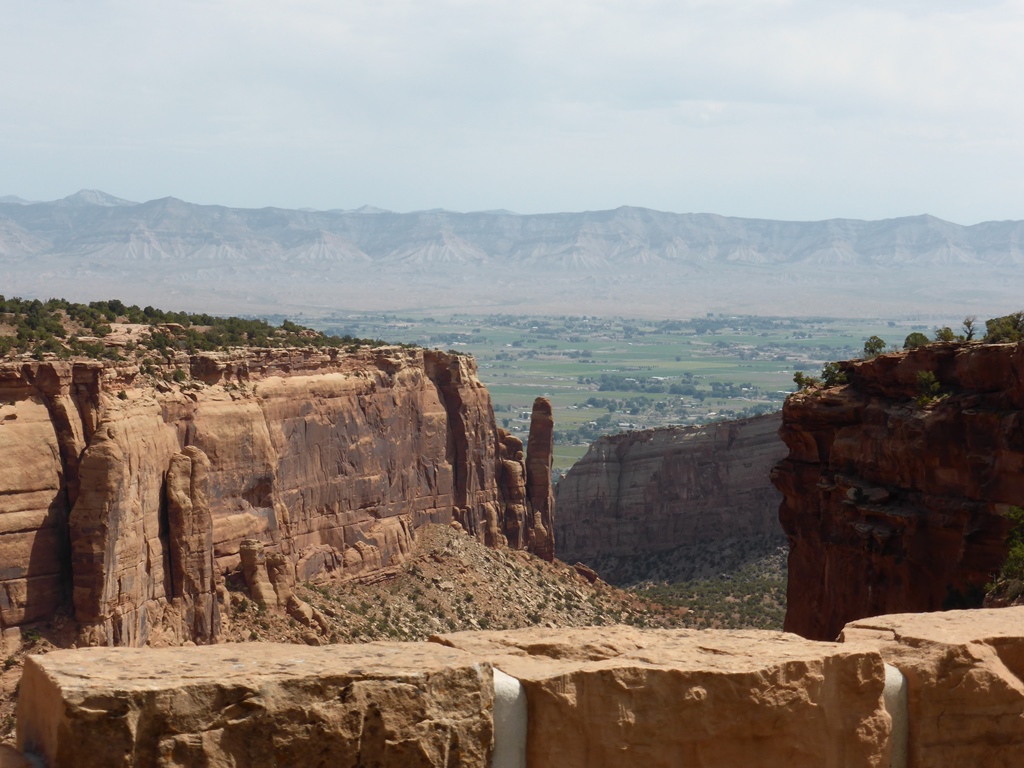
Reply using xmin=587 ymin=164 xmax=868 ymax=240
xmin=525 ymin=397 xmax=555 ymax=561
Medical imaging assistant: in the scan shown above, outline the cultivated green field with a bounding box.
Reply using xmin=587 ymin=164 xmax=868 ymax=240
xmin=309 ymin=313 xmax=957 ymax=473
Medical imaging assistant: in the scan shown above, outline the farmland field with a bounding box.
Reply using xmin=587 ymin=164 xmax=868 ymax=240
xmin=308 ymin=312 xmax=958 ymax=474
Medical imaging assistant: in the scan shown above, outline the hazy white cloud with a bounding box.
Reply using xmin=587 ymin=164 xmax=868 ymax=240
xmin=2 ymin=0 xmax=1024 ymax=222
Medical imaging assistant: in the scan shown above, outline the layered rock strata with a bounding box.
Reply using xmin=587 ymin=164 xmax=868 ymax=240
xmin=773 ymin=342 xmax=1024 ymax=640
xmin=555 ymin=413 xmax=786 ymax=564
xmin=0 ymin=351 xmax=553 ymax=646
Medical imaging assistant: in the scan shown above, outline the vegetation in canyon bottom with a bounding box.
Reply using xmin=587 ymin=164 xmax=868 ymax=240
xmin=580 ymin=534 xmax=789 ymax=632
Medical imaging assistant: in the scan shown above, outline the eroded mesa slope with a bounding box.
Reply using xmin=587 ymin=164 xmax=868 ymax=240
xmin=0 ymin=348 xmax=553 ymax=647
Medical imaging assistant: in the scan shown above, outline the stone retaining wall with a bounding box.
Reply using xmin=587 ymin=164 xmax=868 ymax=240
xmin=13 ymin=607 xmax=1024 ymax=767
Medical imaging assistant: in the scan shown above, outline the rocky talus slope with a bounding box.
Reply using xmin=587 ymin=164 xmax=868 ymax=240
xmin=555 ymin=414 xmax=786 ymax=581
xmin=773 ymin=341 xmax=1024 ymax=641
xmin=0 ymin=349 xmax=554 ymax=648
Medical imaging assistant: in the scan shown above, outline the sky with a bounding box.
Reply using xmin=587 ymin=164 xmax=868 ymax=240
xmin=3 ymin=1 xmax=1024 ymax=223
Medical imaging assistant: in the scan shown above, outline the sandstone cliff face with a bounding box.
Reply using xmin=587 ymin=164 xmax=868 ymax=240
xmin=555 ymin=413 xmax=786 ymax=565
xmin=0 ymin=349 xmax=551 ymax=646
xmin=773 ymin=342 xmax=1024 ymax=641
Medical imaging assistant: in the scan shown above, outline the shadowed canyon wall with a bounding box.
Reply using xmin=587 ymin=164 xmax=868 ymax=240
xmin=772 ymin=342 xmax=1024 ymax=641
xmin=555 ymin=414 xmax=786 ymax=566
xmin=0 ymin=349 xmax=553 ymax=647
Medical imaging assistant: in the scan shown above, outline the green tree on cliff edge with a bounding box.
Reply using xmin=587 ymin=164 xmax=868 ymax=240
xmin=903 ymin=332 xmax=929 ymax=350
xmin=862 ymin=336 xmax=886 ymax=359
xmin=984 ymin=311 xmax=1024 ymax=342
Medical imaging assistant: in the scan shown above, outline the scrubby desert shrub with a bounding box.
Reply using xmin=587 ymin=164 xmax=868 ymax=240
xmin=903 ymin=332 xmax=929 ymax=350
xmin=915 ymin=371 xmax=941 ymax=406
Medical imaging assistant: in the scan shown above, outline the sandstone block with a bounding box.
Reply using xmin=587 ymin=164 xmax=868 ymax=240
xmin=433 ymin=626 xmax=891 ymax=768
xmin=841 ymin=606 xmax=1024 ymax=768
xmin=17 ymin=642 xmax=495 ymax=768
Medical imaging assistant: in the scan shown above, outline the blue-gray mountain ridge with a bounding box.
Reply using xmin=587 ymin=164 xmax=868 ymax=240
xmin=1 ymin=190 xmax=1020 ymax=317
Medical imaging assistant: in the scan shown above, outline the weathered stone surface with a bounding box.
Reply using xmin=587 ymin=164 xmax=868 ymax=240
xmin=497 ymin=430 xmax=526 ymax=550
xmin=16 ymin=642 xmax=495 ymax=768
xmin=773 ymin=343 xmax=1023 ymax=640
xmin=69 ymin=412 xmax=182 ymax=647
xmin=166 ymin=447 xmax=218 ymax=643
xmin=0 ymin=745 xmax=33 ymax=768
xmin=524 ymin=398 xmax=555 ymax=562
xmin=14 ymin=611 xmax=1024 ymax=767
xmin=841 ymin=606 xmax=1024 ymax=768
xmin=556 ymin=413 xmax=785 ymax=563
xmin=238 ymin=539 xmax=277 ymax=609
xmin=433 ymin=626 xmax=891 ymax=768
xmin=0 ymin=349 xmax=554 ymax=645
xmin=0 ymin=365 xmax=92 ymax=631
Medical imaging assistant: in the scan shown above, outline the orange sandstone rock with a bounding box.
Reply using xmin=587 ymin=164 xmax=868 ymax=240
xmin=774 ymin=343 xmax=1023 ymax=641
xmin=0 ymin=745 xmax=32 ymax=768
xmin=841 ymin=606 xmax=1024 ymax=768
xmin=524 ymin=398 xmax=555 ymax=562
xmin=0 ymin=348 xmax=552 ymax=646
xmin=16 ymin=642 xmax=495 ymax=768
xmin=556 ymin=414 xmax=785 ymax=564
xmin=166 ymin=446 xmax=219 ymax=643
xmin=433 ymin=626 xmax=891 ymax=768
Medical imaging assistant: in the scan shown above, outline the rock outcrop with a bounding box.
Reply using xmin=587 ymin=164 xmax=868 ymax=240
xmin=524 ymin=398 xmax=555 ymax=562
xmin=773 ymin=342 xmax=1024 ymax=640
xmin=16 ymin=608 xmax=1024 ymax=767
xmin=841 ymin=607 xmax=1024 ymax=768
xmin=555 ymin=414 xmax=786 ymax=565
xmin=165 ymin=446 xmax=218 ymax=643
xmin=19 ymin=606 xmax=1024 ymax=768
xmin=0 ymin=349 xmax=553 ymax=646
xmin=496 ymin=397 xmax=555 ymax=561
xmin=435 ymin=625 xmax=891 ymax=768
xmin=17 ymin=642 xmax=495 ymax=768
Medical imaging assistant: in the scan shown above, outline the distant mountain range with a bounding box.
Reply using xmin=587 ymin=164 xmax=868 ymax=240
xmin=1 ymin=190 xmax=1021 ymax=318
